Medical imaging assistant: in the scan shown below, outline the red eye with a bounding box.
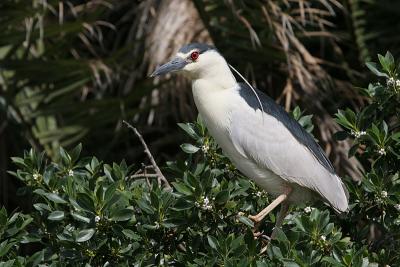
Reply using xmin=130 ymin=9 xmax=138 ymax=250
xmin=190 ymin=51 xmax=199 ymax=61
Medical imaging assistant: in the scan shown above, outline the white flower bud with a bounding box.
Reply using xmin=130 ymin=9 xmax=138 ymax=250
xmin=201 ymin=144 xmax=209 ymax=153
xmin=304 ymin=206 xmax=312 ymax=213
xmin=387 ymin=77 xmax=395 ymax=87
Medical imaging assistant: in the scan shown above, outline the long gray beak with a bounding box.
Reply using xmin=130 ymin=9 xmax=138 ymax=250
xmin=150 ymin=57 xmax=188 ymax=77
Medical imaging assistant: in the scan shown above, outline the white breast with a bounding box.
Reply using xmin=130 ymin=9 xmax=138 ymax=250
xmin=192 ymin=79 xmax=232 ymax=141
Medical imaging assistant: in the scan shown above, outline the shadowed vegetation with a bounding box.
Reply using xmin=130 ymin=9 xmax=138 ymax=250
xmin=0 ymin=0 xmax=399 ymax=265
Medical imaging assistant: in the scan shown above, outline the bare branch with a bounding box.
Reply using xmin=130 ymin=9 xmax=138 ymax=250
xmin=130 ymin=173 xmax=159 ymax=179
xmin=123 ymin=120 xmax=172 ymax=190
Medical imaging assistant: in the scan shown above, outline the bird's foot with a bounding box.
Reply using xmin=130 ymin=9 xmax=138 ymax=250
xmin=249 ymin=217 xmax=261 ymax=238
xmin=254 ymin=231 xmax=271 ymax=254
xmin=255 ymin=231 xmax=271 ymax=255
xmin=253 ymin=230 xmax=262 ymax=239
xmin=250 ymin=222 xmax=270 ymax=241
xmin=259 ymin=242 xmax=270 ymax=255
xmin=249 ymin=215 xmax=271 ymax=254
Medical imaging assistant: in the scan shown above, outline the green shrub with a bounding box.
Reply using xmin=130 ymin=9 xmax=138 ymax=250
xmin=335 ymin=51 xmax=400 ymax=265
xmin=1 ymin=53 xmax=399 ymax=266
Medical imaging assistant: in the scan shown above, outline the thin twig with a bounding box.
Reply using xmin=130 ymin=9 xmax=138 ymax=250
xmin=133 ymin=164 xmax=154 ymax=175
xmin=123 ymin=120 xmax=172 ymax=190
xmin=134 ymin=164 xmax=153 ymax=187
xmin=144 ymin=167 xmax=152 ymax=188
xmin=130 ymin=173 xmax=159 ymax=179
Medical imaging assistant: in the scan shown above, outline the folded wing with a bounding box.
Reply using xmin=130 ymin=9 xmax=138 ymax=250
xmin=229 ymin=84 xmax=349 ymax=212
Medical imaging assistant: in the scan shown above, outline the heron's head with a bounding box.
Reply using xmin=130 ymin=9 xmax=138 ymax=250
xmin=151 ymin=43 xmax=228 ymax=80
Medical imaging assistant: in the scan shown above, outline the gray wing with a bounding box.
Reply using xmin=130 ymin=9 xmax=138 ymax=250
xmin=230 ymin=83 xmax=349 ymax=212
xmin=238 ymin=83 xmax=335 ymax=174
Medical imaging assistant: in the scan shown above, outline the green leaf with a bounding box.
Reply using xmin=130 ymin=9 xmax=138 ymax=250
xmin=0 ymin=241 xmax=14 ymax=257
xmin=335 ymin=110 xmax=355 ymax=129
xmin=273 ymin=227 xmax=288 ymax=243
xmin=27 ymin=249 xmax=44 ymax=266
xmin=324 ymin=223 xmax=334 ymax=235
xmin=231 ymin=235 xmax=243 ymax=251
xmin=122 ymin=229 xmax=141 ymax=241
xmin=385 ymin=51 xmax=395 ymax=67
xmin=76 ymin=193 xmax=95 ymax=212
xmin=173 ymin=198 xmax=194 ymax=211
xmin=162 ymin=218 xmax=186 ymax=228
xmin=293 ymin=217 xmax=306 ymax=232
xmin=76 ymin=229 xmax=95 ymax=242
xmin=110 ymin=208 xmax=135 ymax=221
xmin=0 ymin=259 xmax=15 ymax=267
xmin=47 ymin=210 xmax=65 ymax=221
xmin=215 ymin=190 xmax=230 ymax=204
xmin=180 ymin=143 xmax=200 ymax=154
xmin=378 ymin=52 xmax=395 ymax=73
xmin=71 ymin=212 xmax=90 ymax=223
xmin=365 ymin=62 xmax=388 ymax=78
xmin=136 ymin=199 xmax=154 ymax=215
xmin=33 ymin=203 xmax=51 ymax=212
xmin=103 ymin=194 xmax=121 ymax=211
xmin=172 ymin=182 xmax=193 ymax=195
xmin=10 ymin=157 xmax=26 ymax=168
xmin=45 ymin=193 xmax=67 ymax=204
xmin=59 ymin=147 xmax=72 ymax=166
xmin=291 ymin=106 xmax=301 ymax=119
xmin=207 ymin=235 xmax=219 ymax=251
xmin=238 ymin=216 xmax=254 ymax=228
xmin=150 ymin=191 xmax=160 ymax=209
xmin=104 ymin=183 xmax=118 ymax=203
xmin=392 ymin=132 xmax=400 ymax=142
xmin=177 ymin=123 xmax=199 ymax=139
xmin=69 ymin=143 xmax=82 ymax=164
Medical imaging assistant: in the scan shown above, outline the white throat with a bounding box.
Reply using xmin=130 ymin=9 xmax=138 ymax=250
xmin=185 ymin=51 xmax=237 ymax=90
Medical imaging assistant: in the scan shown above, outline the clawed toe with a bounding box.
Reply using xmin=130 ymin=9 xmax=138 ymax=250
xmin=260 ymin=234 xmax=270 ymax=241
xmin=260 ymin=243 xmax=269 ymax=255
xmin=253 ymin=230 xmax=262 ymax=239
xmin=247 ymin=199 xmax=290 ymax=255
xmin=254 ymin=232 xmax=271 ymax=254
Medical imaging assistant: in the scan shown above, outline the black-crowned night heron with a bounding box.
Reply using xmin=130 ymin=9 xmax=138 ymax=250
xmin=151 ymin=43 xmax=349 ymax=239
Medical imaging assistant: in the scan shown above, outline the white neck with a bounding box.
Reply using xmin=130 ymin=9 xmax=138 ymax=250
xmin=197 ymin=63 xmax=236 ymax=90
xmin=185 ymin=51 xmax=237 ymax=90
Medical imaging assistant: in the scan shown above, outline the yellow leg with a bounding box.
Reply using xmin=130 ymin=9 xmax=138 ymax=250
xmin=249 ymin=187 xmax=292 ymax=223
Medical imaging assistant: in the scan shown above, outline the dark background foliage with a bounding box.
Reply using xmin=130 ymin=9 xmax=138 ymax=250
xmin=0 ymin=1 xmax=400 ymax=265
